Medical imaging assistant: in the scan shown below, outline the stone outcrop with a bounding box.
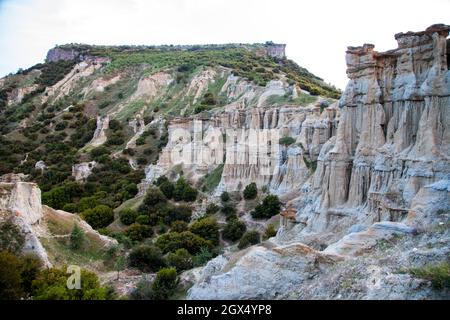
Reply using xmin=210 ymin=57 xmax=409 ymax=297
xmin=187 ymin=24 xmax=450 ymax=300
xmin=72 ymin=161 xmax=97 ymax=181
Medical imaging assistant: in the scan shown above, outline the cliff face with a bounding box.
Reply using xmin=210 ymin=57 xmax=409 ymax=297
xmin=187 ymin=24 xmax=450 ymax=300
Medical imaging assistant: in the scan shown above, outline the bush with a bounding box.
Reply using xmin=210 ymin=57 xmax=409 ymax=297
xmin=81 ymin=205 xmax=114 ymax=229
xmin=173 ymin=177 xmax=198 ymax=202
xmin=408 ymin=263 xmax=450 ymax=290
xmin=151 ymin=267 xmax=178 ymax=300
xmin=125 ymin=223 xmax=154 ymax=242
xmin=164 ymin=204 xmax=192 ymax=224
xmin=130 ymin=278 xmax=153 ymax=300
xmin=120 ymin=208 xmax=138 ymax=226
xmin=167 ymin=249 xmax=193 ymax=272
xmin=243 ymin=182 xmax=257 ymax=200
xmin=128 ymin=245 xmax=166 ymax=272
xmin=221 ymin=203 xmax=236 ymax=217
xmin=0 ymin=219 xmax=25 ymax=254
xmin=0 ymin=251 xmax=24 ymax=299
xmin=193 ymin=247 xmax=215 ymax=267
xmin=159 ymin=180 xmax=175 ymax=199
xmin=142 ymin=187 xmax=167 ymax=207
xmin=222 ymin=219 xmax=246 ymax=242
xmin=155 ymin=231 xmax=212 ymax=254
xmin=220 ymin=191 xmax=230 ymax=202
xmin=205 ymin=203 xmax=220 ymax=215
xmin=279 ymin=136 xmax=296 ymax=146
xmin=32 ymin=267 xmax=112 ymax=300
xmin=69 ymin=223 xmax=85 ymax=250
xmin=170 ymin=220 xmax=188 ymax=233
xmin=263 ymin=224 xmax=277 ymax=240
xmin=189 ymin=217 xmax=220 ymax=246
xmin=135 ymin=215 xmax=151 ymax=225
xmin=238 ymin=231 xmax=261 ymax=249
xmin=251 ymin=195 xmax=281 ymax=219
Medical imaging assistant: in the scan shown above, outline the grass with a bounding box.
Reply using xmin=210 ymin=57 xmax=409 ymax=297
xmin=408 ymin=262 xmax=450 ymax=290
xmin=116 ymin=99 xmax=146 ymax=121
xmin=200 ymin=164 xmax=224 ymax=192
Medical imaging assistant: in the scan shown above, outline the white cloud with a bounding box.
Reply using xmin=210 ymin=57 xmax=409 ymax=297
xmin=0 ymin=0 xmax=449 ymax=88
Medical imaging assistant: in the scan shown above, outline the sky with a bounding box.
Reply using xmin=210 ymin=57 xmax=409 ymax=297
xmin=0 ymin=0 xmax=449 ymax=89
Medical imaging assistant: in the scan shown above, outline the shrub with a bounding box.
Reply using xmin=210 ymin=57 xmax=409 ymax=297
xmin=55 ymin=121 xmax=68 ymax=131
xmin=32 ymin=267 xmax=111 ymax=300
xmin=167 ymin=249 xmax=193 ymax=272
xmin=251 ymin=195 xmax=281 ymax=219
xmin=189 ymin=217 xmax=220 ymax=246
xmin=238 ymin=231 xmax=261 ymax=249
xmin=220 ymin=191 xmax=230 ymax=202
xmin=221 ymin=203 xmax=236 ymax=217
xmin=128 ymin=245 xmax=166 ymax=272
xmin=81 ymin=205 xmax=114 ymax=229
xmin=206 ymin=203 xmax=220 ymax=215
xmin=120 ymin=208 xmax=138 ymax=226
xmin=164 ymin=204 xmax=192 ymax=224
xmin=125 ymin=223 xmax=154 ymax=242
xmin=159 ymin=180 xmax=175 ymax=199
xmin=0 ymin=251 xmax=24 ymax=299
xmin=193 ymin=247 xmax=215 ymax=267
xmin=90 ymin=146 xmax=109 ymax=160
xmin=243 ymin=182 xmax=257 ymax=200
xmin=222 ymin=219 xmax=246 ymax=242
xmin=170 ymin=220 xmax=188 ymax=233
xmin=135 ymin=215 xmax=151 ymax=225
xmin=173 ymin=177 xmax=198 ymax=202
xmin=263 ymin=224 xmax=277 ymax=240
xmin=0 ymin=219 xmax=25 ymax=254
xmin=130 ymin=278 xmax=153 ymax=300
xmin=408 ymin=263 xmax=450 ymax=290
xmin=69 ymin=223 xmax=85 ymax=250
xmin=279 ymin=136 xmax=296 ymax=146
xmin=142 ymin=187 xmax=167 ymax=207
xmin=155 ymin=231 xmax=212 ymax=254
xmin=151 ymin=267 xmax=178 ymax=300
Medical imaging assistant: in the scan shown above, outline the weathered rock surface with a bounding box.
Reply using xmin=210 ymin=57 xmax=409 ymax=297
xmin=187 ymin=25 xmax=450 ymax=300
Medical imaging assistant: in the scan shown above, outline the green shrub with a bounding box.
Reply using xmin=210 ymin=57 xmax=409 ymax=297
xmin=164 ymin=204 xmax=192 ymax=224
xmin=173 ymin=177 xmax=198 ymax=202
xmin=193 ymin=247 xmax=215 ymax=267
xmin=125 ymin=223 xmax=154 ymax=242
xmin=221 ymin=203 xmax=236 ymax=217
xmin=189 ymin=217 xmax=220 ymax=246
xmin=205 ymin=203 xmax=220 ymax=215
xmin=142 ymin=187 xmax=167 ymax=207
xmin=159 ymin=180 xmax=175 ymax=199
xmin=135 ymin=215 xmax=151 ymax=225
xmin=251 ymin=195 xmax=281 ymax=219
xmin=155 ymin=231 xmax=212 ymax=254
xmin=69 ymin=223 xmax=85 ymax=250
xmin=130 ymin=278 xmax=153 ymax=300
xmin=220 ymin=191 xmax=230 ymax=202
xmin=243 ymin=182 xmax=258 ymax=200
xmin=151 ymin=267 xmax=178 ymax=300
xmin=408 ymin=263 xmax=450 ymax=290
xmin=0 ymin=250 xmax=24 ymax=299
xmin=167 ymin=249 xmax=193 ymax=272
xmin=238 ymin=230 xmax=261 ymax=249
xmin=263 ymin=224 xmax=277 ymax=240
xmin=81 ymin=205 xmax=114 ymax=229
xmin=120 ymin=208 xmax=138 ymax=226
xmin=222 ymin=219 xmax=246 ymax=242
xmin=128 ymin=245 xmax=166 ymax=272
xmin=170 ymin=220 xmax=188 ymax=233
xmin=279 ymin=136 xmax=296 ymax=146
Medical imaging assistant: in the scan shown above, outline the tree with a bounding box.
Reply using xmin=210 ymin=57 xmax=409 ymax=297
xmin=125 ymin=223 xmax=154 ymax=242
xmin=173 ymin=177 xmax=198 ymax=202
xmin=205 ymin=203 xmax=219 ymax=215
xmin=251 ymin=195 xmax=281 ymax=219
xmin=167 ymin=249 xmax=193 ymax=272
xmin=128 ymin=245 xmax=166 ymax=272
xmin=164 ymin=204 xmax=192 ymax=224
xmin=81 ymin=205 xmax=114 ymax=229
xmin=238 ymin=231 xmax=261 ymax=249
xmin=139 ymin=187 xmax=167 ymax=214
xmin=19 ymin=254 xmax=43 ymax=296
xmin=243 ymin=182 xmax=257 ymax=200
xmin=189 ymin=217 xmax=220 ymax=246
xmin=170 ymin=220 xmax=188 ymax=233
xmin=151 ymin=267 xmax=178 ymax=300
xmin=70 ymin=223 xmax=85 ymax=250
xmin=120 ymin=208 xmax=138 ymax=226
xmin=155 ymin=231 xmax=212 ymax=254
xmin=114 ymin=255 xmax=126 ymax=281
xmin=220 ymin=191 xmax=230 ymax=202
xmin=222 ymin=219 xmax=246 ymax=242
xmin=159 ymin=180 xmax=175 ymax=199
xmin=221 ymin=203 xmax=236 ymax=217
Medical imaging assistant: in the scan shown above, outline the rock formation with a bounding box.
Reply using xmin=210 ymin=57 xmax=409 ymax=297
xmin=187 ymin=24 xmax=450 ymax=300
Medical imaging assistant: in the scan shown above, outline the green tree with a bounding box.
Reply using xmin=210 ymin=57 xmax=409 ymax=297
xmin=125 ymin=223 xmax=154 ymax=242
xmin=222 ymin=219 xmax=246 ymax=242
xmin=189 ymin=217 xmax=220 ymax=246
xmin=155 ymin=231 xmax=212 ymax=254
xmin=243 ymin=182 xmax=258 ymax=200
xmin=173 ymin=177 xmax=198 ymax=202
xmin=114 ymin=255 xmax=126 ymax=281
xmin=0 ymin=251 xmax=24 ymax=299
xmin=120 ymin=208 xmax=138 ymax=225
xmin=170 ymin=220 xmax=188 ymax=233
xmin=238 ymin=231 xmax=261 ymax=249
xmin=69 ymin=223 xmax=85 ymax=250
xmin=164 ymin=204 xmax=192 ymax=224
xmin=220 ymin=191 xmax=230 ymax=202
xmin=151 ymin=267 xmax=178 ymax=300
xmin=0 ymin=219 xmax=25 ymax=254
xmin=205 ymin=203 xmax=220 ymax=215
xmin=167 ymin=249 xmax=193 ymax=272
xmin=251 ymin=195 xmax=281 ymax=219
xmin=128 ymin=245 xmax=166 ymax=272
xmin=159 ymin=180 xmax=175 ymax=199
xmin=81 ymin=205 xmax=114 ymax=229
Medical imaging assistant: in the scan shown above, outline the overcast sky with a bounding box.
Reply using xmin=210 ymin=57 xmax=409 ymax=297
xmin=0 ymin=0 xmax=449 ymax=89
